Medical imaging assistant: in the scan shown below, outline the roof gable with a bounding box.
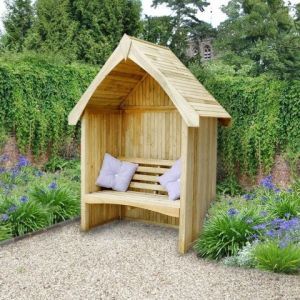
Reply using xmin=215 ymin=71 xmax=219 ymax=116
xmin=68 ymin=34 xmax=231 ymax=127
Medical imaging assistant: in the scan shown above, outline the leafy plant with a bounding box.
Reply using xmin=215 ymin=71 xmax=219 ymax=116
xmin=217 ymin=177 xmax=243 ymax=196
xmin=0 ymin=224 xmax=12 ymax=241
xmin=30 ymin=183 xmax=79 ymax=224
xmin=44 ymin=156 xmax=71 ymax=172
xmin=7 ymin=200 xmax=48 ymax=236
xmin=194 ymin=208 xmax=263 ymax=259
xmin=253 ymin=241 xmax=300 ymax=274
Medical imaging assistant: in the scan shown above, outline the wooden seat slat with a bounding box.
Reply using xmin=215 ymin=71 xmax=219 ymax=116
xmin=84 ymin=191 xmax=179 ymax=218
xmin=129 ymin=181 xmax=165 ymax=192
xmin=118 ymin=157 xmax=174 ymax=167
xmin=132 ymin=174 xmax=158 ymax=182
xmin=137 ymin=166 xmax=168 ymax=174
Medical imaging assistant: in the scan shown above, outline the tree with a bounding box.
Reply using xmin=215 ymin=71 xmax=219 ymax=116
xmin=216 ymin=0 xmax=300 ymax=79
xmin=25 ymin=0 xmax=142 ymax=64
xmin=147 ymin=0 xmax=214 ymax=62
xmin=3 ymin=0 xmax=34 ymax=51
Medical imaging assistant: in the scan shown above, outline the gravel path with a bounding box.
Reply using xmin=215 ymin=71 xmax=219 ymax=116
xmin=0 ymin=221 xmax=299 ymax=300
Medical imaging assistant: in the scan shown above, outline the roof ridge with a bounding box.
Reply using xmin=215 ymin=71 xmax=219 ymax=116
xmin=128 ymin=35 xmax=170 ymax=50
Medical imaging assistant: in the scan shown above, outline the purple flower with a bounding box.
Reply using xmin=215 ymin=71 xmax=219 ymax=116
xmin=0 ymin=154 xmax=9 ymax=162
xmin=266 ymin=230 xmax=276 ymax=238
xmin=48 ymin=182 xmax=58 ymax=190
xmin=274 ymin=188 xmax=281 ymax=193
xmin=260 ymin=211 xmax=268 ymax=217
xmin=251 ymin=233 xmax=259 ymax=240
xmin=20 ymin=196 xmax=28 ymax=203
xmin=278 ymin=240 xmax=288 ymax=249
xmin=252 ymin=224 xmax=266 ymax=230
xmin=35 ymin=170 xmax=43 ymax=177
xmin=7 ymin=204 xmax=17 ymax=213
xmin=1 ymin=214 xmax=9 ymax=222
xmin=260 ymin=175 xmax=275 ymax=190
xmin=243 ymin=194 xmax=253 ymax=200
xmin=227 ymin=208 xmax=238 ymax=216
xmin=0 ymin=167 xmax=5 ymax=174
xmin=17 ymin=156 xmax=29 ymax=168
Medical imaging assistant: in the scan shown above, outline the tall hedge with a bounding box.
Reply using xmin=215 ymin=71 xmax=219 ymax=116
xmin=191 ymin=63 xmax=300 ymax=178
xmin=0 ymin=54 xmax=97 ymax=157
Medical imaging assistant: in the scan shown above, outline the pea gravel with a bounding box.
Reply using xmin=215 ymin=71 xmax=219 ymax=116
xmin=0 ymin=221 xmax=299 ymax=300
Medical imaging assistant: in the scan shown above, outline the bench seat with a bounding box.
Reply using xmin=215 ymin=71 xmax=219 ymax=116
xmin=84 ymin=191 xmax=180 ymax=218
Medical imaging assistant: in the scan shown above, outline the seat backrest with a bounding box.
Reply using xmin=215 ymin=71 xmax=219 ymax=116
xmin=118 ymin=157 xmax=174 ymax=195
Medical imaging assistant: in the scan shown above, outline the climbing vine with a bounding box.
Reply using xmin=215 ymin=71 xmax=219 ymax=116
xmin=190 ymin=62 xmax=300 ymax=178
xmin=0 ymin=54 xmax=97 ymax=157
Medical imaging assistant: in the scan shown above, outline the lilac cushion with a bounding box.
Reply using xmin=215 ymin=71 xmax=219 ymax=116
xmin=96 ymin=153 xmax=138 ymax=192
xmin=158 ymin=159 xmax=181 ymax=200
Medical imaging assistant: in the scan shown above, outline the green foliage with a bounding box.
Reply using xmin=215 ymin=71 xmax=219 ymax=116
xmin=190 ymin=61 xmax=300 ymax=178
xmin=0 ymin=53 xmax=97 ymax=157
xmin=150 ymin=0 xmax=214 ymax=62
xmin=23 ymin=0 xmax=142 ymax=64
xmin=194 ymin=208 xmax=263 ymax=259
xmin=3 ymin=0 xmax=34 ymax=51
xmin=253 ymin=240 xmax=300 ymax=274
xmin=0 ymin=224 xmax=12 ymax=241
xmin=266 ymin=192 xmax=300 ymax=219
xmin=216 ymin=0 xmax=300 ymax=79
xmin=30 ymin=185 xmax=79 ymax=224
xmin=217 ymin=177 xmax=243 ymax=196
xmin=222 ymin=241 xmax=257 ymax=268
xmin=6 ymin=200 xmax=48 ymax=236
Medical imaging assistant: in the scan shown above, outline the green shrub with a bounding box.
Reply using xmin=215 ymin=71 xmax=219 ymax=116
xmin=0 ymin=224 xmax=12 ymax=241
xmin=194 ymin=208 xmax=263 ymax=259
xmin=30 ymin=183 xmax=79 ymax=224
xmin=217 ymin=177 xmax=243 ymax=196
xmin=267 ymin=192 xmax=300 ymax=219
xmin=7 ymin=200 xmax=48 ymax=236
xmin=253 ymin=241 xmax=300 ymax=274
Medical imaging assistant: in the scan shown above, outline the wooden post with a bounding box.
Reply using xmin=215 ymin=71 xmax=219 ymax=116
xmin=80 ymin=112 xmax=91 ymax=231
xmin=178 ymin=122 xmax=195 ymax=253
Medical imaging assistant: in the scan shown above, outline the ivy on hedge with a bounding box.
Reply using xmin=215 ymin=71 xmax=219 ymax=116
xmin=190 ymin=63 xmax=300 ymax=178
xmin=0 ymin=54 xmax=97 ymax=157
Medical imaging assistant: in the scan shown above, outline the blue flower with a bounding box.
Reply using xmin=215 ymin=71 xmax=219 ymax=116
xmin=227 ymin=208 xmax=238 ymax=216
xmin=1 ymin=214 xmax=9 ymax=222
xmin=251 ymin=233 xmax=259 ymax=240
xmin=48 ymin=182 xmax=58 ymax=190
xmin=17 ymin=156 xmax=29 ymax=168
xmin=35 ymin=170 xmax=43 ymax=177
xmin=260 ymin=211 xmax=268 ymax=217
xmin=0 ymin=167 xmax=5 ymax=174
xmin=7 ymin=204 xmax=17 ymax=213
xmin=266 ymin=230 xmax=276 ymax=238
xmin=260 ymin=175 xmax=275 ymax=190
xmin=274 ymin=188 xmax=281 ymax=193
xmin=243 ymin=194 xmax=253 ymax=200
xmin=20 ymin=195 xmax=29 ymax=203
xmin=278 ymin=240 xmax=288 ymax=249
xmin=252 ymin=224 xmax=266 ymax=230
xmin=284 ymin=213 xmax=291 ymax=219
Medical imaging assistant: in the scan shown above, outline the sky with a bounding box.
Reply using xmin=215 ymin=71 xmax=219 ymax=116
xmin=0 ymin=0 xmax=298 ymax=32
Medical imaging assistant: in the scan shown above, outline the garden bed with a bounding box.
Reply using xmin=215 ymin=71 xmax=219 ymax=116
xmin=195 ymin=176 xmax=300 ymax=274
xmin=0 ymin=155 xmax=80 ymax=243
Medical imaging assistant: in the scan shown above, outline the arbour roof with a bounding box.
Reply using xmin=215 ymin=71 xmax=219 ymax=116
xmin=68 ymin=34 xmax=231 ymax=127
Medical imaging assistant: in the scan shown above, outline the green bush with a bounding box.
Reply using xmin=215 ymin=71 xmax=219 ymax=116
xmin=0 ymin=53 xmax=97 ymax=158
xmin=0 ymin=224 xmax=12 ymax=241
xmin=30 ymin=184 xmax=79 ymax=224
xmin=194 ymin=208 xmax=263 ymax=259
xmin=253 ymin=240 xmax=300 ymax=274
xmin=7 ymin=199 xmax=48 ymax=236
xmin=190 ymin=61 xmax=300 ymax=178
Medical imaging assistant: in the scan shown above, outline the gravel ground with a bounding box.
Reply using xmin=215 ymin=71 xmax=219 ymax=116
xmin=0 ymin=220 xmax=299 ymax=300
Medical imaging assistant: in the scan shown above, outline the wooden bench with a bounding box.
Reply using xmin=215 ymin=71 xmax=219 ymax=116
xmin=83 ymin=157 xmax=180 ymax=218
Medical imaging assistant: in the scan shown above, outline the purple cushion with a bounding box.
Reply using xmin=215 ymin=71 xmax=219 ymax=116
xmin=158 ymin=159 xmax=181 ymax=200
xmin=96 ymin=153 xmax=138 ymax=192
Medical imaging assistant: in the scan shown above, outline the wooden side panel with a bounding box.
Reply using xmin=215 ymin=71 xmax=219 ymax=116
xmin=178 ymin=117 xmax=217 ymax=253
xmin=81 ymin=110 xmax=122 ymax=230
xmin=120 ymin=75 xmax=181 ymax=226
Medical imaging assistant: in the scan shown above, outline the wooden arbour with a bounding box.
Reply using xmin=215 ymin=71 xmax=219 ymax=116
xmin=68 ymin=35 xmax=231 ymax=253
